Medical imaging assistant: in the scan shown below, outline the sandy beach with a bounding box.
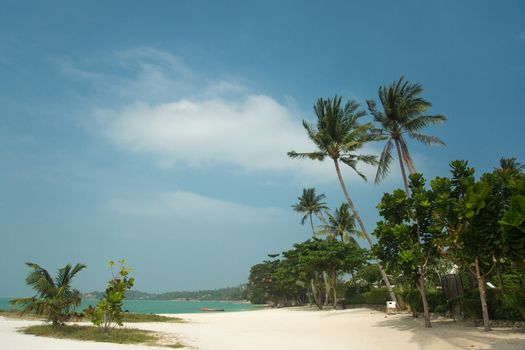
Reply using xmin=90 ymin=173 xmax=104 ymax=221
xmin=1 ymin=308 xmax=524 ymax=350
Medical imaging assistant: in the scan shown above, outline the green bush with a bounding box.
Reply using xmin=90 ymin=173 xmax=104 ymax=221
xmin=461 ymin=289 xmax=524 ymax=321
xmin=398 ymin=289 xmax=447 ymax=313
xmin=345 ymin=287 xmax=390 ymax=305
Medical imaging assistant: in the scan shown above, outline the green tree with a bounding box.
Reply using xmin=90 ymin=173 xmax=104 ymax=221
xmin=367 ymin=76 xmax=446 ymax=194
xmin=432 ymin=161 xmax=517 ymax=331
xmin=247 ymin=256 xmax=281 ymax=304
xmin=292 ymin=188 xmax=328 ymax=234
xmin=11 ymin=262 xmax=86 ymax=326
xmin=374 ymin=174 xmax=441 ymax=327
xmin=85 ymin=260 xmax=134 ymax=332
xmin=288 ymin=95 xmax=398 ymax=305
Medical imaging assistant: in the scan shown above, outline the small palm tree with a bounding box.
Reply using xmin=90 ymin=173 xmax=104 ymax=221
xmin=292 ymin=188 xmax=328 ymax=234
xmin=317 ymin=203 xmax=361 ymax=245
xmin=11 ymin=262 xmax=86 ymax=326
xmin=367 ymin=76 xmax=446 ymax=194
xmin=288 ymin=95 xmax=398 ymax=304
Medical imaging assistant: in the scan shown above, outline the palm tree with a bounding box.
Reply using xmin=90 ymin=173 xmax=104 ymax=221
xmin=317 ymin=203 xmax=361 ymax=244
xmin=495 ymin=157 xmax=525 ymax=176
xmin=367 ymin=76 xmax=447 ymax=194
xmin=292 ymin=188 xmax=328 ymax=234
xmin=288 ymin=95 xmax=398 ymax=304
xmin=11 ymin=262 xmax=86 ymax=326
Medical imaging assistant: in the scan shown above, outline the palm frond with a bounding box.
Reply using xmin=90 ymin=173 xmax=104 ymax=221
xmin=375 ymin=138 xmax=394 ymax=184
xmin=402 ymin=114 xmax=447 ymax=131
xmin=340 ymin=157 xmax=367 ymax=181
xmin=287 ymin=151 xmax=326 ymax=161
xmin=408 ymin=132 xmax=446 ymax=146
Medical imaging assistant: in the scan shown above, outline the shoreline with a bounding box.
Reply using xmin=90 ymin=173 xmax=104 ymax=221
xmin=2 ymin=307 xmax=524 ymax=350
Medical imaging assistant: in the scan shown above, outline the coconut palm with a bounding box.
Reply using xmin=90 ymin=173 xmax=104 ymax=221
xmin=292 ymin=188 xmax=328 ymax=234
xmin=317 ymin=203 xmax=361 ymax=244
xmin=288 ymin=95 xmax=398 ymax=304
xmin=367 ymin=76 xmax=446 ymax=194
xmin=495 ymin=157 xmax=525 ymax=176
xmin=11 ymin=262 xmax=86 ymax=326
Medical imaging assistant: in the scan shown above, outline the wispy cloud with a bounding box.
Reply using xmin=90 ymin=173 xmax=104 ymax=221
xmin=58 ymin=47 xmax=383 ymax=184
xmin=108 ymin=190 xmax=286 ymax=225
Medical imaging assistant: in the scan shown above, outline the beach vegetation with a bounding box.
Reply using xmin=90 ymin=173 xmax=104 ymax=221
xmin=288 ymin=95 xmax=398 ymax=305
xmin=292 ymin=188 xmax=328 ymax=234
xmin=20 ymin=324 xmax=184 ymax=348
xmin=84 ymin=259 xmax=134 ymax=332
xmin=10 ymin=262 xmax=86 ymax=326
xmin=367 ymin=76 xmax=446 ymax=193
xmin=373 ymin=173 xmax=443 ymax=327
xmin=247 ymin=238 xmax=368 ymax=308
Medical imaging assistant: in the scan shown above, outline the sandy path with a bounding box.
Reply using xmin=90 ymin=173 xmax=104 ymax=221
xmin=1 ymin=308 xmax=524 ymax=350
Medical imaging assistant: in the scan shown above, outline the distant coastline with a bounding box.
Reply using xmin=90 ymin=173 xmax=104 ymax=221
xmin=82 ymin=285 xmax=249 ymax=302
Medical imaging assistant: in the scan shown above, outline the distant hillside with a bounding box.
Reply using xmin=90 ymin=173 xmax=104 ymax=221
xmin=83 ymin=285 xmax=248 ymax=301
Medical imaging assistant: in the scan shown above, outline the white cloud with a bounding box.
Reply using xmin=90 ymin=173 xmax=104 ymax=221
xmin=62 ymin=47 xmax=382 ymax=184
xmin=108 ymin=190 xmax=285 ymax=224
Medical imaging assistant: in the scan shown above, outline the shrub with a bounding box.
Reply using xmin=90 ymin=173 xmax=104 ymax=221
xmin=85 ymin=260 xmax=134 ymax=332
xmin=398 ymin=288 xmax=447 ymax=314
xmin=345 ymin=287 xmax=390 ymax=305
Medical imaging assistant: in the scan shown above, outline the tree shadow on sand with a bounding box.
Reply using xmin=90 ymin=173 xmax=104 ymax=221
xmin=373 ymin=314 xmax=525 ymax=350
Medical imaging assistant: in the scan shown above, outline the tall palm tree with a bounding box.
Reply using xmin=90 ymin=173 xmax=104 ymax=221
xmin=11 ymin=262 xmax=86 ymax=326
xmin=288 ymin=95 xmax=398 ymax=304
xmin=367 ymin=76 xmax=447 ymax=194
xmin=292 ymin=188 xmax=328 ymax=234
xmin=317 ymin=203 xmax=361 ymax=245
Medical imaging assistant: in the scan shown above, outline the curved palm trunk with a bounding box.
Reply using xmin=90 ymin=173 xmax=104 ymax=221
xmin=309 ymin=214 xmax=315 ymax=235
xmin=332 ymin=159 xmax=398 ymax=306
xmin=394 ymin=139 xmax=411 ymax=196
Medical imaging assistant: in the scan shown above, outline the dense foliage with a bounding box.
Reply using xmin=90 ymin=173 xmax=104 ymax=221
xmin=247 ymin=238 xmax=369 ymax=308
xmin=373 ymin=160 xmax=525 ymax=330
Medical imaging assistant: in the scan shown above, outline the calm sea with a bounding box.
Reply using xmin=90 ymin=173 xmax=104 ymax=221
xmin=0 ymin=298 xmax=260 ymax=314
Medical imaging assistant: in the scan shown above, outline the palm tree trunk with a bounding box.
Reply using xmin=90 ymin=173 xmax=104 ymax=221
xmin=332 ymin=158 xmax=399 ymax=306
xmin=394 ymin=139 xmax=411 ymax=195
xmin=309 ymin=214 xmax=315 ymax=235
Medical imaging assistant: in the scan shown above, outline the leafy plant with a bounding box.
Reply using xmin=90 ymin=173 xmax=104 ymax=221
xmin=85 ymin=260 xmax=134 ymax=332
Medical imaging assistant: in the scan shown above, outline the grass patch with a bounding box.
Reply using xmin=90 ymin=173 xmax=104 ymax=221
xmin=21 ymin=324 xmax=184 ymax=348
xmin=0 ymin=309 xmax=184 ymax=323
xmin=122 ymin=313 xmax=184 ymax=323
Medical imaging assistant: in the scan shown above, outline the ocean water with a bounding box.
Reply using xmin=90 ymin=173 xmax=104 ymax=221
xmin=0 ymin=298 xmax=260 ymax=314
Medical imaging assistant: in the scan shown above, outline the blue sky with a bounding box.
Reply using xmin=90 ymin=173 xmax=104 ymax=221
xmin=1 ymin=0 xmax=524 ymax=296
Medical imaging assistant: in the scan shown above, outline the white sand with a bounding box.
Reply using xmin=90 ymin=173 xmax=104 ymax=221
xmin=2 ymin=308 xmax=524 ymax=350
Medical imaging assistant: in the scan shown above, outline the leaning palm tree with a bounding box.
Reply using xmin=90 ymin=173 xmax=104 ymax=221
xmin=367 ymin=76 xmax=446 ymax=194
xmin=292 ymin=188 xmax=328 ymax=235
xmin=317 ymin=203 xmax=361 ymax=245
xmin=288 ymin=95 xmax=398 ymax=304
xmin=11 ymin=262 xmax=86 ymax=326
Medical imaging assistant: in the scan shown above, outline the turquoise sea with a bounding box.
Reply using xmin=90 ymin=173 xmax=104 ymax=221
xmin=0 ymin=298 xmax=260 ymax=314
